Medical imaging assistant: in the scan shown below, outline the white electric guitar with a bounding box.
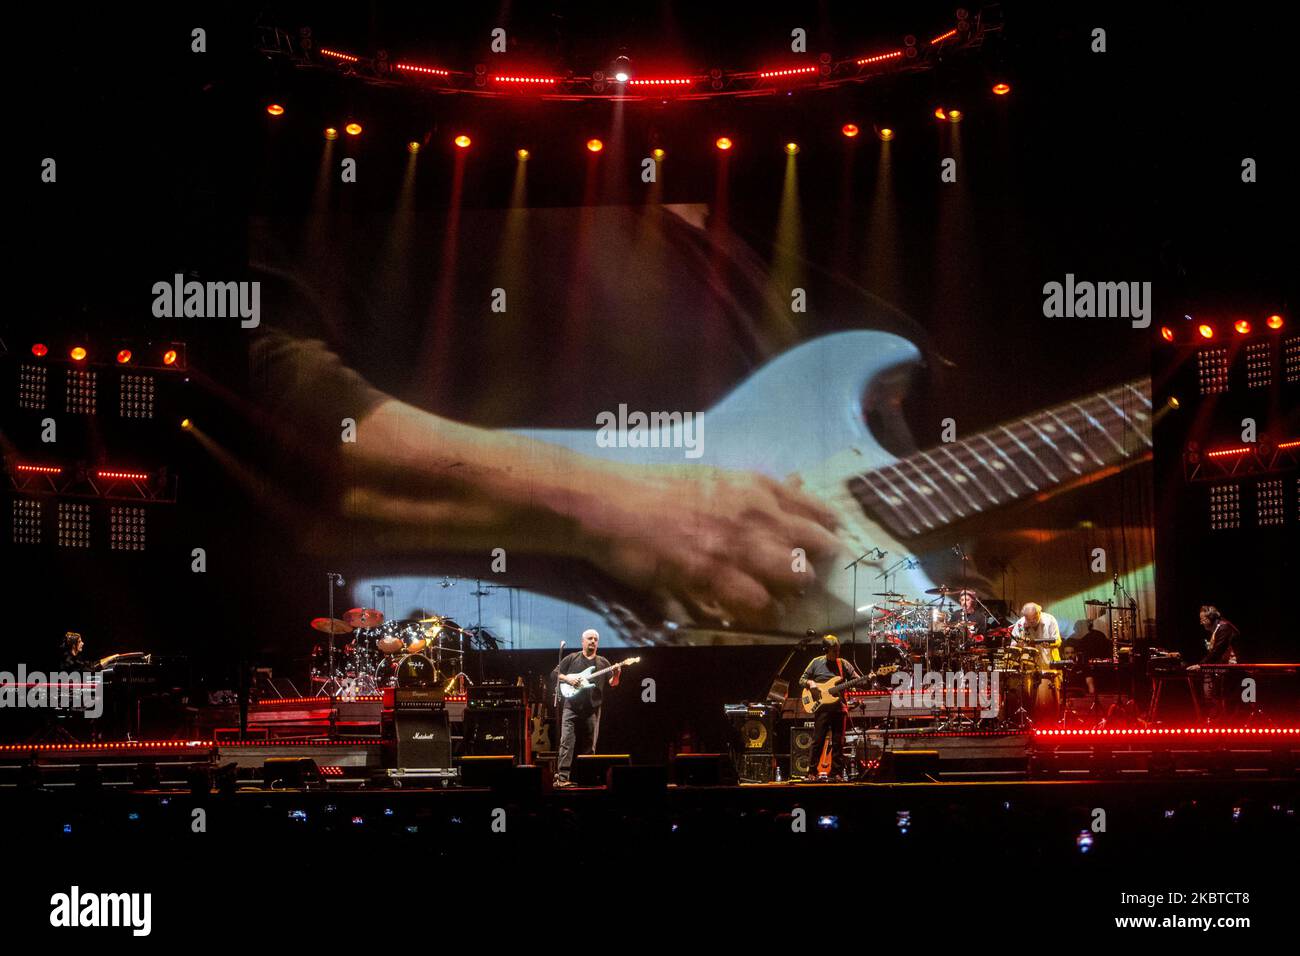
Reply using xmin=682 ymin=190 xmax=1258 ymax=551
xmin=558 ymin=657 xmax=641 ymax=699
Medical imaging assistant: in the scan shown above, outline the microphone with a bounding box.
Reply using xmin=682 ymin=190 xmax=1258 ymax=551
xmin=874 ymin=547 xmax=888 ymax=558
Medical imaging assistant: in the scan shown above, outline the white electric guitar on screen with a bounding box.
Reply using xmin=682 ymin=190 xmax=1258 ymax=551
xmin=361 ymin=330 xmax=1153 ymax=645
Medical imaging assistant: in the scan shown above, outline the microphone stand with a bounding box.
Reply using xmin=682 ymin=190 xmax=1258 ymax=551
xmin=846 ymin=548 xmax=885 ymax=674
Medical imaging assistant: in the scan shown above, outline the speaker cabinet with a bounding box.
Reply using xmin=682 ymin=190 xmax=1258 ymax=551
xmin=464 ymin=707 xmax=526 ymax=762
xmin=790 ymin=724 xmax=817 ymax=780
xmin=394 ymin=709 xmax=451 ymax=770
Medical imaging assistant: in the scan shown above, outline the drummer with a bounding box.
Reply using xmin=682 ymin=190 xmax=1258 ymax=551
xmin=955 ymin=590 xmax=995 ymax=641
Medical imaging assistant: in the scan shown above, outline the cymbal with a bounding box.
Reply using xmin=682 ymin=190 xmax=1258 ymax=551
xmin=344 ymin=607 xmax=384 ymax=629
xmin=311 ymin=617 xmax=352 ymax=635
xmin=1083 ymin=599 xmax=1112 ymax=608
xmin=924 ymin=584 xmax=984 ymax=596
xmin=872 ymin=592 xmax=904 ymax=598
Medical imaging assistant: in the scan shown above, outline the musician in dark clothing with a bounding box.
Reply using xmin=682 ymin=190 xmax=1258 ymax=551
xmin=1187 ymin=606 xmax=1242 ymax=715
xmin=798 ymin=635 xmax=861 ymax=782
xmin=550 ymin=628 xmax=621 ymax=789
xmin=59 ymin=632 xmax=97 ymax=671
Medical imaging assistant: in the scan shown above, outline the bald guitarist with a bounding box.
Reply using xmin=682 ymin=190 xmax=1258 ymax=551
xmin=798 ymin=635 xmax=861 ymax=782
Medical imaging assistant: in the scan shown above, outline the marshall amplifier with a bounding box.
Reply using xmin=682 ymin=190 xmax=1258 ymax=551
xmin=392 ymin=660 xmax=451 ymax=769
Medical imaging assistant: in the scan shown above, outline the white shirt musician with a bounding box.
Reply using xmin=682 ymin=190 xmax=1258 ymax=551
xmin=1010 ymin=603 xmax=1063 ymax=666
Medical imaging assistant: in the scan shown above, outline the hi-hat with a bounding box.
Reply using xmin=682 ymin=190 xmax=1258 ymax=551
xmin=343 ymin=607 xmax=384 ymax=629
xmin=311 ymin=617 xmax=352 ymax=635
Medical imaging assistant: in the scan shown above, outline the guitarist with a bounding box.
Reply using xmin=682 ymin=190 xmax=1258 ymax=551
xmin=798 ymin=635 xmax=861 ymax=782
xmin=551 ymin=629 xmax=622 ymax=789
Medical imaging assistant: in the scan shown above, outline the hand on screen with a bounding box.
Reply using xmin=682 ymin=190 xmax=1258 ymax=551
xmin=579 ymin=464 xmax=839 ymax=627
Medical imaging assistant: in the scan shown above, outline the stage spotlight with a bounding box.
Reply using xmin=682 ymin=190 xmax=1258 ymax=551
xmin=1234 ymin=319 xmax=1252 ymax=334
xmin=947 ymin=109 xmax=963 ymax=122
xmin=586 ymin=138 xmax=604 ymax=153
xmin=70 ymin=346 xmax=87 ymax=362
xmin=715 ymin=136 xmax=733 ymax=151
xmin=1167 ymin=396 xmax=1181 ymax=410
xmin=266 ymin=103 xmax=285 ymax=116
xmin=324 ymin=127 xmax=339 ymax=140
xmin=1198 ymin=323 xmax=1215 ymax=339
xmin=516 ymin=148 xmax=530 ymax=161
xmin=31 ymin=343 xmax=48 ymax=357
xmin=651 ymin=148 xmax=665 ymax=160
xmin=116 ymin=349 xmax=132 ymax=364
xmin=1267 ymin=314 xmax=1285 ymax=329
xmin=180 ymin=418 xmax=192 ymax=430
xmin=785 ymin=142 xmax=800 ymax=155
xmin=612 ymin=55 xmax=631 ymax=83
xmin=454 ymin=134 xmax=472 ymax=149
xmin=345 ymin=122 xmax=362 ymax=136
xmin=841 ymin=123 xmax=860 ymax=138
xmin=992 ymin=83 xmax=1012 ymax=95
xmin=876 ymin=126 xmax=895 ymax=141
xmin=935 ymin=107 xmax=948 ymax=120
xmin=406 ymin=141 xmax=421 ymax=154
xmin=162 ymin=349 xmax=178 ymax=366
xmin=1160 ymin=326 xmax=1175 ymax=342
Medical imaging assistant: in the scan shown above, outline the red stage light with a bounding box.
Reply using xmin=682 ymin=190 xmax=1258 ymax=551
xmin=70 ymin=346 xmax=87 ymax=361
xmin=934 ymin=106 xmax=948 ymax=120
xmin=856 ymin=51 xmax=904 ymax=67
xmin=842 ymin=124 xmax=860 ymax=138
xmin=15 ymin=464 xmax=62 ymax=474
xmin=586 ymin=138 xmax=604 ymax=153
xmin=627 ymin=78 xmax=692 ymax=87
xmin=1197 ymin=324 xmax=1215 ymax=339
xmin=97 ymin=470 xmax=150 ymax=481
xmin=1206 ymin=445 xmax=1253 ymax=459
xmin=320 ymin=48 xmax=358 ymax=63
xmin=992 ymin=83 xmax=1012 ymax=96
xmin=757 ymin=66 xmax=817 ymax=80
xmin=324 ymin=127 xmax=339 ymax=141
xmin=931 ymin=29 xmax=958 ymax=45
xmin=1233 ymin=319 xmax=1251 ymax=334
xmin=31 ymin=343 xmax=48 ymax=357
xmin=266 ymin=104 xmax=285 ymax=116
xmin=715 ymin=136 xmax=733 ymax=151
xmin=116 ymin=349 xmax=132 ymax=364
xmin=345 ymin=123 xmax=362 ymax=136
xmin=1267 ymin=314 xmax=1285 ymax=330
xmin=395 ymin=62 xmax=450 ymax=77
xmin=454 ymin=134 xmax=472 ymax=149
xmin=162 ymin=349 xmax=178 ymax=366
xmin=1160 ymin=326 xmax=1175 ymax=342
xmin=493 ymin=75 xmax=555 ymax=85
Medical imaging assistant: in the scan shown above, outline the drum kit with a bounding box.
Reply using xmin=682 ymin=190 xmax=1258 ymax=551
xmin=309 ymin=609 xmax=468 ymax=699
xmin=862 ymin=582 xmax=1059 ymax=725
xmin=864 ymin=583 xmax=1011 ymax=671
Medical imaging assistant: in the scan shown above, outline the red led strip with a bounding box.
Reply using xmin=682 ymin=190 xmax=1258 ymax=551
xmin=758 ymin=65 xmax=818 ymax=79
xmin=493 ymin=75 xmax=555 ymax=85
xmin=1035 ymin=727 xmax=1300 ymax=738
xmin=627 ymin=77 xmax=693 ymax=87
xmin=254 ymin=695 xmax=382 ymax=706
xmin=856 ymin=50 xmax=904 ymax=66
xmin=97 ymin=470 xmax=150 ymax=481
xmin=1206 ymin=447 xmax=1253 ymax=459
xmin=396 ymin=62 xmax=450 ymax=77
xmin=15 ymin=464 xmax=62 ymax=474
xmin=320 ymin=48 xmax=359 ymax=63
xmin=931 ymin=29 xmax=958 ymax=44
